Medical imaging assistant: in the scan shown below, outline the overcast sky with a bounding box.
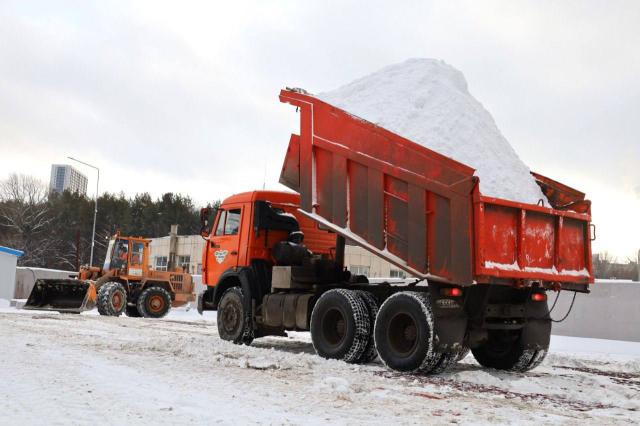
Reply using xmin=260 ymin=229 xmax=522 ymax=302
xmin=0 ymin=0 xmax=638 ymax=259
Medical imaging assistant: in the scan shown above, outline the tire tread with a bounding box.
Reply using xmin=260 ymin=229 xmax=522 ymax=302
xmin=96 ymin=282 xmax=126 ymax=317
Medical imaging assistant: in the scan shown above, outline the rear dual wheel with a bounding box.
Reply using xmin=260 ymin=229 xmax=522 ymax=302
xmin=374 ymin=292 xmax=455 ymax=374
xmin=310 ymin=290 xmax=455 ymax=373
xmin=471 ymin=330 xmax=547 ymax=372
xmin=310 ymin=289 xmax=371 ymax=363
xmin=354 ymin=290 xmax=380 ymax=363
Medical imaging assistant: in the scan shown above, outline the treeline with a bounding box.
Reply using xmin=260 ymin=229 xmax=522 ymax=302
xmin=593 ymin=252 xmax=639 ymax=281
xmin=0 ymin=174 xmax=213 ymax=271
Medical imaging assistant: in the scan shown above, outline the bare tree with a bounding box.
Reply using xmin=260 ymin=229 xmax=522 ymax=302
xmin=0 ymin=174 xmax=48 ymax=205
xmin=592 ymin=251 xmax=616 ymax=279
xmin=0 ymin=174 xmax=54 ymax=265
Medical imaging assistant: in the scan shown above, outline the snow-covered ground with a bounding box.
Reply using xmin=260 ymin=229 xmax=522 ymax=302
xmin=1 ymin=304 xmax=639 ymax=425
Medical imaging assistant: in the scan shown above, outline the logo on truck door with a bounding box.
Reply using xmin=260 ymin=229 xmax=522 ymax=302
xmin=214 ymin=250 xmax=228 ymax=264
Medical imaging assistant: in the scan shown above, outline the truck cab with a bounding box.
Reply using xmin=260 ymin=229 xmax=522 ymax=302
xmin=198 ymin=190 xmax=337 ymax=314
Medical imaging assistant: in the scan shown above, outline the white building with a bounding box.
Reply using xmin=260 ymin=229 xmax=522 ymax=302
xmin=0 ymin=246 xmax=23 ymax=301
xmin=344 ymin=245 xmax=407 ymax=279
xmin=49 ymin=164 xmax=88 ymax=195
xmin=148 ymin=232 xmax=407 ymax=279
xmin=149 ymin=234 xmax=204 ymax=275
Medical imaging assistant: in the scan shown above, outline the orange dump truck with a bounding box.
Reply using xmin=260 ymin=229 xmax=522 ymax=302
xmin=197 ymin=89 xmax=593 ymax=374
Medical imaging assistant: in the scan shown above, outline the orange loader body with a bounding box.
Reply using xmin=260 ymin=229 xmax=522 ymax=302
xmin=24 ymin=233 xmax=195 ymax=316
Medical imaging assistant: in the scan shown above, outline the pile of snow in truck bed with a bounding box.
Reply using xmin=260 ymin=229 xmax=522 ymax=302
xmin=318 ymin=58 xmax=548 ymax=205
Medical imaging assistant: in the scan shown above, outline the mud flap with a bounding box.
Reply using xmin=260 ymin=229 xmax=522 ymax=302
xmin=432 ymin=316 xmax=468 ymax=352
xmin=23 ymin=279 xmax=96 ymax=313
xmin=197 ymin=292 xmax=204 ymax=315
xmin=521 ymin=319 xmax=551 ymax=350
xmin=428 ymin=286 xmax=468 ymax=352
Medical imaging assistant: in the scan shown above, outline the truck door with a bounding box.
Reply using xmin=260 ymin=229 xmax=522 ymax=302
xmin=206 ymin=205 xmax=243 ymax=285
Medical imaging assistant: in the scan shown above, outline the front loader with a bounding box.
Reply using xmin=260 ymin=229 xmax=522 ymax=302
xmin=24 ymin=233 xmax=195 ymax=318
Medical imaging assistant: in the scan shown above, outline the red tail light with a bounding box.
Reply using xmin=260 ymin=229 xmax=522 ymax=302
xmin=531 ymin=292 xmax=547 ymax=302
xmin=441 ymin=287 xmax=462 ymax=297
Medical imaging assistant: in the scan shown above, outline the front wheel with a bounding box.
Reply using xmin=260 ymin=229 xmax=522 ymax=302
xmin=217 ymin=287 xmax=254 ymax=345
xmin=96 ymin=282 xmax=127 ymax=316
xmin=471 ymin=330 xmax=548 ymax=372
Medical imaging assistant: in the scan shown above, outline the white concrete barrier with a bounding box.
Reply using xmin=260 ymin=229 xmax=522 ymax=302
xmin=551 ymin=279 xmax=640 ymax=342
xmin=0 ymin=247 xmax=23 ymax=300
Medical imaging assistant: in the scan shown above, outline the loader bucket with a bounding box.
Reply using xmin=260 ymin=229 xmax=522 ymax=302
xmin=23 ymin=279 xmax=97 ymax=313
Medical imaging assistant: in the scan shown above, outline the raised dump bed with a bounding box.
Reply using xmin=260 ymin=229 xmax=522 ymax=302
xmin=279 ymin=88 xmax=593 ymax=289
xmin=198 ymin=88 xmax=595 ymax=375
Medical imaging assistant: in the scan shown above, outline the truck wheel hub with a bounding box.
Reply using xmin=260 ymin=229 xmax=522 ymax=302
xmin=148 ymin=295 xmax=165 ymax=312
xmin=388 ymin=313 xmax=418 ymax=355
xmin=222 ymin=305 xmax=240 ymax=332
xmin=322 ymin=308 xmax=346 ymax=346
xmin=112 ymin=293 xmax=123 ymax=310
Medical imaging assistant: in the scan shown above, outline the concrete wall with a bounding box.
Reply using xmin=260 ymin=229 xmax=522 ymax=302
xmin=552 ymin=280 xmax=640 ymax=342
xmin=13 ymin=267 xmax=78 ymax=299
xmin=0 ymin=252 xmax=19 ymax=300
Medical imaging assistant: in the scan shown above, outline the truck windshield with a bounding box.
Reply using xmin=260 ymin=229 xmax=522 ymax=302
xmin=103 ymin=239 xmax=115 ymax=270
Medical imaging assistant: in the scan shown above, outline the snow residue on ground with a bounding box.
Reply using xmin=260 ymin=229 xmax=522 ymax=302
xmin=318 ymin=58 xmax=549 ymax=205
xmin=1 ymin=306 xmax=639 ymax=425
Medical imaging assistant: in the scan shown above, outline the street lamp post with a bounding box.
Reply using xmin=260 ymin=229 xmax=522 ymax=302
xmin=68 ymin=156 xmax=100 ymax=267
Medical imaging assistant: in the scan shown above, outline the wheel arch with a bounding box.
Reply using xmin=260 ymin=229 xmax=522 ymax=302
xmin=141 ymin=280 xmax=174 ymax=299
xmin=96 ymin=277 xmax=128 ymax=292
xmin=212 ymin=271 xmax=242 ymax=309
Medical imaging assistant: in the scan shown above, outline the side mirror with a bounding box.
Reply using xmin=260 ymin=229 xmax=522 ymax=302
xmin=200 ymin=207 xmax=217 ymax=238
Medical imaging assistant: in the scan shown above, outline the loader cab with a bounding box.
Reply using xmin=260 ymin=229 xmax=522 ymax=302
xmin=103 ymin=235 xmax=149 ymax=279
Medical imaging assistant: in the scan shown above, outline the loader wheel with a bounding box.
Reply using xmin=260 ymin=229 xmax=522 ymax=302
xmin=354 ymin=290 xmax=379 ymax=364
xmin=125 ymin=305 xmax=141 ymax=317
xmin=310 ymin=289 xmax=370 ymax=363
xmin=217 ymin=287 xmax=254 ymax=345
xmin=97 ymin=282 xmax=127 ymax=317
xmin=471 ymin=330 xmax=548 ymax=372
xmin=374 ymin=291 xmax=447 ymax=374
xmin=137 ymin=286 xmax=171 ymax=318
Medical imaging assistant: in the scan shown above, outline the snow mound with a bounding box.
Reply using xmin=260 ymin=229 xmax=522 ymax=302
xmin=318 ymin=58 xmax=548 ymax=204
